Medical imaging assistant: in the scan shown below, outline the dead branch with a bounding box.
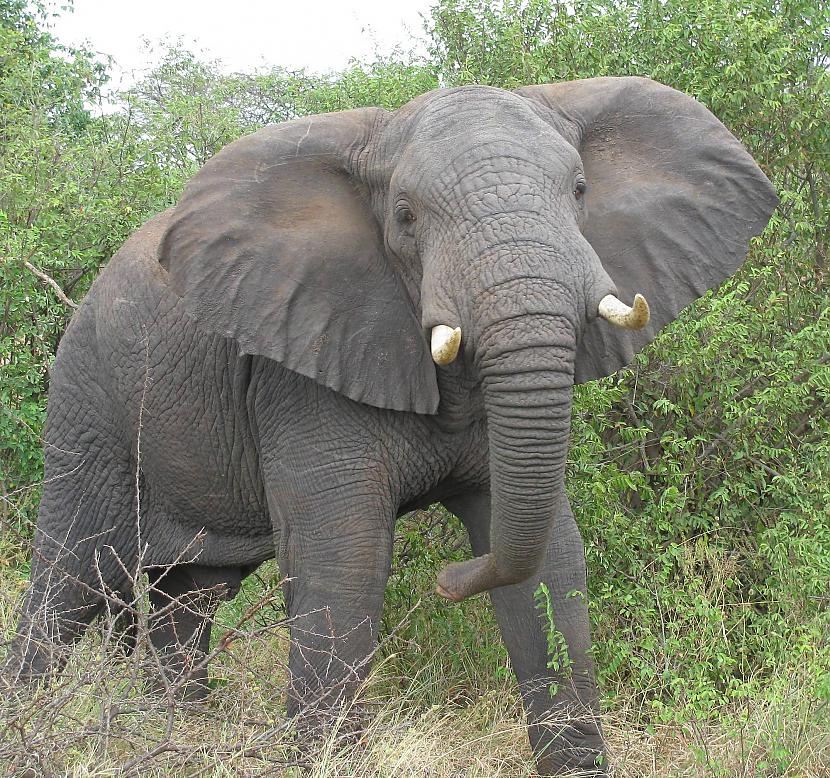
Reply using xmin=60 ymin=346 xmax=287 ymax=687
xmin=22 ymin=259 xmax=79 ymax=309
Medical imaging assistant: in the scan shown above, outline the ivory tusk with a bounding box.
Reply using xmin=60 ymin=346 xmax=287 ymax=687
xmin=431 ymin=325 xmax=462 ymax=365
xmin=597 ymin=293 xmax=650 ymax=330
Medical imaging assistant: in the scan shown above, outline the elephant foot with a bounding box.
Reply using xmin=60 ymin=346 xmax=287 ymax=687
xmin=536 ymin=750 xmax=608 ymax=778
xmin=531 ymin=717 xmax=608 ymax=777
xmin=2 ymin=629 xmax=69 ymax=690
xmin=148 ymin=672 xmax=212 ymax=702
xmin=145 ymin=648 xmax=213 ymax=702
xmin=288 ymin=690 xmax=371 ymax=758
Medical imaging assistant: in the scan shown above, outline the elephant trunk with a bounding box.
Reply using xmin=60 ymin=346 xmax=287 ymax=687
xmin=436 ymin=313 xmax=575 ymax=600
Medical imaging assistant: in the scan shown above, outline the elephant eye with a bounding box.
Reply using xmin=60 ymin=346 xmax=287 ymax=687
xmin=574 ymin=178 xmax=587 ymax=200
xmin=395 ymin=203 xmax=416 ymax=224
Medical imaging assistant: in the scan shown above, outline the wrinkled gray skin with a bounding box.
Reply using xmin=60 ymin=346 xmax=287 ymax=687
xmin=6 ymin=78 xmax=776 ymax=775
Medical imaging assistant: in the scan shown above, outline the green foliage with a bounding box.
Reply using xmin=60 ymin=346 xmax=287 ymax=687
xmin=122 ymin=45 xmax=437 ymax=181
xmin=0 ymin=1 xmax=175 ymax=540
xmin=1 ymin=0 xmax=827 ymax=730
xmin=533 ymin=581 xmax=573 ymax=696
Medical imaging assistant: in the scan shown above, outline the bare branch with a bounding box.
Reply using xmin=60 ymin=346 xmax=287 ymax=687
xmin=22 ymin=260 xmax=79 ymax=309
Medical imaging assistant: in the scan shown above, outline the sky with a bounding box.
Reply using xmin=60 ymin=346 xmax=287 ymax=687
xmin=47 ymin=0 xmax=435 ymax=88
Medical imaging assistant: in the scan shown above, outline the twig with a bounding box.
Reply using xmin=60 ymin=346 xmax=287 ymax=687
xmin=22 ymin=259 xmax=78 ymax=309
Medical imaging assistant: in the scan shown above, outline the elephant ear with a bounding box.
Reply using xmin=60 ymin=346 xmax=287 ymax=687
xmin=160 ymin=108 xmax=439 ymax=414
xmin=516 ymin=77 xmax=778 ymax=383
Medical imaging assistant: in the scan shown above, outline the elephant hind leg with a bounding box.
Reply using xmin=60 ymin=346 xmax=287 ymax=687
xmin=145 ymin=563 xmax=244 ymax=700
xmin=6 ymin=574 xmax=103 ymax=683
xmin=5 ymin=455 xmax=137 ymax=684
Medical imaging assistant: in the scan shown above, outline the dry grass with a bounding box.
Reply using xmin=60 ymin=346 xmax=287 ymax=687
xmin=1 ymin=560 xmax=827 ymax=777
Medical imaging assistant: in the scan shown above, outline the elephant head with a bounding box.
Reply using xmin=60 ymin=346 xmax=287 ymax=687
xmin=159 ymin=77 xmax=777 ymax=601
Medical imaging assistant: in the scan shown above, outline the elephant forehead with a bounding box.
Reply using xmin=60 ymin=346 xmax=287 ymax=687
xmin=395 ymin=88 xmax=569 ymax=163
xmin=415 ymin=86 xmax=538 ymax=129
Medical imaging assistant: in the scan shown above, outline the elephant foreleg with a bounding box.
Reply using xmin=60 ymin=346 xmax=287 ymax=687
xmin=444 ymin=492 xmax=607 ymax=777
xmin=266 ymin=479 xmax=395 ymax=736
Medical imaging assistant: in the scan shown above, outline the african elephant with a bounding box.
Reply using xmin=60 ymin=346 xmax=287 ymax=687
xmin=5 ymin=77 xmax=776 ymax=775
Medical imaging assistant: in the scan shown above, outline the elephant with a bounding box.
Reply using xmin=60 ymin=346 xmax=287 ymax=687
xmin=4 ymin=77 xmax=776 ymax=775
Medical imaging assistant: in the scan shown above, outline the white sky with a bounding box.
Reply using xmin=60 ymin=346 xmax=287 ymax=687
xmin=47 ymin=0 xmax=435 ymax=89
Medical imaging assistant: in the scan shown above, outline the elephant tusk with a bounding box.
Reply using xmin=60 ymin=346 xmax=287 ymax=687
xmin=597 ymin=293 xmax=650 ymax=330
xmin=431 ymin=325 xmax=462 ymax=365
